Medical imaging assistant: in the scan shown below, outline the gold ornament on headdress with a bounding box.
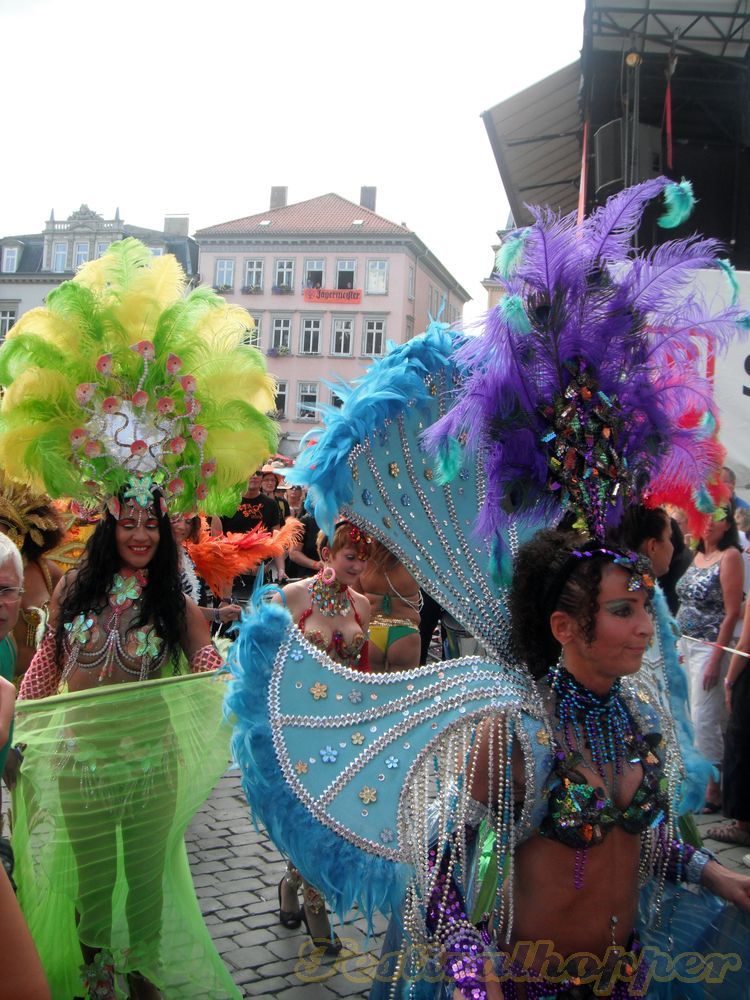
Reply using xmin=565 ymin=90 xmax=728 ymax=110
xmin=0 ymin=471 xmax=61 ymax=550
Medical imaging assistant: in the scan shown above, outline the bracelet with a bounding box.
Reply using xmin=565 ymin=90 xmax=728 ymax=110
xmin=685 ymin=848 xmax=714 ymax=885
xmin=213 ymin=608 xmax=220 ymax=622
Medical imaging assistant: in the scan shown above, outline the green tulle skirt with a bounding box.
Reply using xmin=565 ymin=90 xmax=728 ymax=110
xmin=12 ymin=671 xmax=241 ymax=999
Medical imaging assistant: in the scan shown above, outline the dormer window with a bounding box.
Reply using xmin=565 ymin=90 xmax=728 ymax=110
xmin=1 ymin=248 xmax=17 ymax=273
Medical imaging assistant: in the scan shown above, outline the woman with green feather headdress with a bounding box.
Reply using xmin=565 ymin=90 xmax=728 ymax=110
xmin=1 ymin=239 xmax=277 ymax=999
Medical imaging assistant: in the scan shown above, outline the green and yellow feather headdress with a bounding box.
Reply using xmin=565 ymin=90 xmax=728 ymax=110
xmin=0 ymin=238 xmax=278 ymax=516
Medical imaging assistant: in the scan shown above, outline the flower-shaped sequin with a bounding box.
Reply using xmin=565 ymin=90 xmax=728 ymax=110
xmin=110 ymin=573 xmax=144 ymax=608
xmin=385 ymin=756 xmax=399 ymax=769
xmin=320 ymin=746 xmax=338 ymax=763
xmin=64 ymin=614 xmax=94 ymax=645
xmin=379 ymin=828 xmax=395 ymax=844
xmin=348 ymin=690 xmax=363 ymax=704
xmin=359 ymin=786 xmax=377 ymax=805
xmin=295 ymin=760 xmax=309 ymax=775
xmin=388 ymin=462 xmax=400 ymax=478
xmin=134 ymin=628 xmax=163 ymax=658
xmin=310 ymin=682 xmax=328 ymax=700
xmin=290 ymin=648 xmax=304 ymax=661
xmin=351 ymin=732 xmax=365 ymax=745
xmin=361 ymin=489 xmax=374 ymax=506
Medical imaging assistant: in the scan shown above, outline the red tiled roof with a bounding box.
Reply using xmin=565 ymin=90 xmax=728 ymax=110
xmin=196 ymin=194 xmax=412 ymax=238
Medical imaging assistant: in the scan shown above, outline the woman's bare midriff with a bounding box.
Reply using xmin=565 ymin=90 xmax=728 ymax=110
xmin=507 ymin=830 xmax=641 ymax=965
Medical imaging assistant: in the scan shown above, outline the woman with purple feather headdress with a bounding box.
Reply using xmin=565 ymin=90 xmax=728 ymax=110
xmin=224 ymin=177 xmax=750 ymax=1000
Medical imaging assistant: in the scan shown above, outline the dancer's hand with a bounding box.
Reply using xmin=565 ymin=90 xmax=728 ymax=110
xmin=3 ymin=744 xmax=24 ymax=791
xmin=703 ymin=661 xmax=721 ymax=691
xmin=702 ymin=860 xmax=750 ymax=914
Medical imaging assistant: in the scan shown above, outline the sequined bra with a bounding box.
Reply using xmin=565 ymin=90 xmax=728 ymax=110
xmin=539 ymin=731 xmax=668 ymax=849
xmin=298 ymin=600 xmax=367 ymax=671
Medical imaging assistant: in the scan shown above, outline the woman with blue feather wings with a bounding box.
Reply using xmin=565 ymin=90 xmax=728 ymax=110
xmin=225 ymin=178 xmax=750 ymax=999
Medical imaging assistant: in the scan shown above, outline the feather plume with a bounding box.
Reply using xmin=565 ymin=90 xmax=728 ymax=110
xmin=425 ymin=180 xmax=749 ymax=542
xmin=657 ymin=179 xmax=695 ymax=229
xmin=187 ymin=519 xmax=303 ymax=597
xmin=0 ymin=238 xmax=277 ymax=513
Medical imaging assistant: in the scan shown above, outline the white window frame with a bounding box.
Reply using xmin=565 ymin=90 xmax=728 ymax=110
xmin=274 ymin=259 xmax=294 ymax=290
xmin=300 ymin=317 xmax=321 ymax=355
xmin=336 ymin=258 xmax=356 ymax=289
xmin=407 ymin=265 xmax=415 ymax=300
xmin=52 ymin=242 xmax=68 ymax=272
xmin=363 ymin=318 xmax=386 ymax=357
xmin=149 ymin=246 xmax=164 ymax=256
xmin=271 ymin=317 xmax=291 ymax=351
xmin=331 ymin=317 xmax=353 ymax=357
xmin=0 ymin=309 xmax=16 ymax=338
xmin=2 ymin=248 xmax=17 ymax=273
xmin=275 ymin=380 xmax=288 ymax=418
xmin=405 ymin=316 xmax=414 ymax=341
xmin=244 ymin=318 xmax=261 ymax=348
xmin=74 ymin=242 xmax=89 ymax=268
xmin=366 ymin=259 xmax=388 ymax=294
xmin=215 ymin=258 xmax=235 ymax=288
xmin=297 ymin=381 xmax=319 ymax=420
xmin=304 ymin=258 xmax=325 ymax=288
xmin=244 ymin=259 xmax=264 ymax=289
xmin=95 ymin=241 xmax=110 ymax=258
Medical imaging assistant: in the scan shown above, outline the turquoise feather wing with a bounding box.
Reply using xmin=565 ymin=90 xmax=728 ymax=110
xmin=225 ymin=592 xmax=550 ymax=923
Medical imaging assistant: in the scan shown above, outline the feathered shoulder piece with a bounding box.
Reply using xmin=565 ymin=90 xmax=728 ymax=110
xmin=0 ymin=238 xmax=277 ymax=515
xmin=426 ymin=177 xmax=749 ymax=545
xmin=0 ymin=470 xmax=62 ymax=550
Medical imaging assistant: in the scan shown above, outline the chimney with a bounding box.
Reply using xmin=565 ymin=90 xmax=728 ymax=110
xmin=270 ymin=186 xmax=288 ymax=210
xmin=163 ymin=214 xmax=189 ymax=237
xmin=360 ymin=186 xmax=376 ymax=212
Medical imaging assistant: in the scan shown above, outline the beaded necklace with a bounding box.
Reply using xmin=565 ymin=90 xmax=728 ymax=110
xmin=548 ymin=662 xmax=632 ymax=777
xmin=308 ymin=571 xmax=351 ymax=618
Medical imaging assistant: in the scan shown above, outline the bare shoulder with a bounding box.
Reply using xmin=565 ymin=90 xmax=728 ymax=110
xmin=281 ymin=579 xmax=309 ymax=614
xmin=349 ymin=588 xmax=371 ymax=624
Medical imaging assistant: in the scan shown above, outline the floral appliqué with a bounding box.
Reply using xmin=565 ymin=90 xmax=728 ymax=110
xmin=359 ymin=786 xmax=377 ymax=804
xmin=65 ymin=614 xmax=94 ymax=645
xmin=109 ymin=572 xmax=145 ymax=608
xmin=320 ymin=746 xmax=338 ymax=763
xmin=122 ymin=473 xmax=158 ymax=508
xmin=134 ymin=628 xmax=162 ymax=658
xmin=351 ymin=732 xmax=365 ymax=746
xmin=310 ymin=682 xmax=328 ymax=700
xmin=295 ymin=760 xmax=309 ymax=775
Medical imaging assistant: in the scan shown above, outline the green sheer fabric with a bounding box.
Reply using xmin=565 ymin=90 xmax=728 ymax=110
xmin=12 ymin=671 xmax=240 ymax=999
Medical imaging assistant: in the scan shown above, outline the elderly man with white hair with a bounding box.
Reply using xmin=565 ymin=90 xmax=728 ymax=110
xmin=0 ymin=531 xmax=50 ymax=999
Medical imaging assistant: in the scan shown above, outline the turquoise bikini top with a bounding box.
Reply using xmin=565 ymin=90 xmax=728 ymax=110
xmin=540 ymin=729 xmax=668 ymax=849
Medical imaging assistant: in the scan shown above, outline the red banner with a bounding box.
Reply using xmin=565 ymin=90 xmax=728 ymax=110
xmin=303 ymin=288 xmax=362 ymax=304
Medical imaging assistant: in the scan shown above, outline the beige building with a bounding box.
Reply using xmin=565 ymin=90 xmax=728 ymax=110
xmin=195 ymin=187 xmax=470 ymax=454
xmin=0 ymin=205 xmax=198 ymax=338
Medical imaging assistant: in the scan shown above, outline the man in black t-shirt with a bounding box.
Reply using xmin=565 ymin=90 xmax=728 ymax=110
xmin=211 ymin=470 xmax=287 ymax=600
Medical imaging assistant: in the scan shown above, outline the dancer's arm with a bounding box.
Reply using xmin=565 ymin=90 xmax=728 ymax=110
xmin=183 ymin=598 xmax=223 ymax=672
xmin=0 ymin=676 xmax=15 ymax=747
xmin=0 ymin=866 xmax=50 ymax=999
xmin=703 ymin=547 xmax=743 ymax=691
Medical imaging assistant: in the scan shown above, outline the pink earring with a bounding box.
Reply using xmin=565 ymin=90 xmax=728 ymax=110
xmin=321 ymin=566 xmax=336 ymax=585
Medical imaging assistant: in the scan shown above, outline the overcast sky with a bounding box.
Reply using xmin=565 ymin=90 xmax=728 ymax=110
xmin=2 ymin=0 xmax=585 ymax=321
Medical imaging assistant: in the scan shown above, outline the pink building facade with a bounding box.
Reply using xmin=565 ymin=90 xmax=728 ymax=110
xmin=195 ymin=188 xmax=470 ymax=454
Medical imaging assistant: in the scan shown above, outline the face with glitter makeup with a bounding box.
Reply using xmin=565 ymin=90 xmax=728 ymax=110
xmin=115 ymin=501 xmax=161 ymax=571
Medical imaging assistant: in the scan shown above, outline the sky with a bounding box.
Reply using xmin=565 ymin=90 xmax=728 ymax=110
xmin=2 ymin=0 xmax=586 ymax=322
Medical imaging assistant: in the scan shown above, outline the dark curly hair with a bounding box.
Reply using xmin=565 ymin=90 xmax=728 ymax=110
xmin=56 ymin=491 xmax=186 ymax=667
xmin=509 ymin=529 xmax=633 ymax=679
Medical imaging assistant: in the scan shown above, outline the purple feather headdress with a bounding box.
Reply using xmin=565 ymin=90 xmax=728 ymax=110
xmin=425 ymin=177 xmax=749 ymax=546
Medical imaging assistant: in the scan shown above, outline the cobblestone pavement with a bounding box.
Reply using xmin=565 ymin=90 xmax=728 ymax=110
xmin=187 ymin=770 xmax=388 ymax=999
xmin=190 ymin=771 xmax=748 ymax=999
